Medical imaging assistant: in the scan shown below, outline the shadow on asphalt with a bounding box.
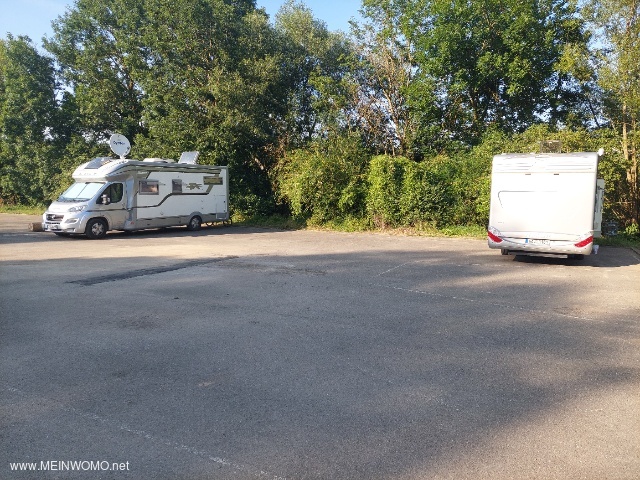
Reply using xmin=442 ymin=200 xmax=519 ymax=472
xmin=2 ymin=239 xmax=639 ymax=478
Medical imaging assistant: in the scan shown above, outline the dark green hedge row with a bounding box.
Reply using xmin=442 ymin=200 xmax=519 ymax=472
xmin=274 ymin=126 xmax=637 ymax=229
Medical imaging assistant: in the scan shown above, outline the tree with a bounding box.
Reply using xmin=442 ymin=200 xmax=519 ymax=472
xmin=366 ymin=0 xmax=589 ymax=149
xmin=587 ymin=0 xmax=640 ymax=226
xmin=275 ymin=0 xmax=355 ymax=146
xmin=133 ymin=0 xmax=290 ymax=214
xmin=352 ymin=0 xmax=422 ymax=157
xmin=0 ymin=36 xmax=58 ymax=205
xmin=44 ymin=0 xmax=147 ymax=142
xmin=45 ymin=0 xmax=295 ymax=215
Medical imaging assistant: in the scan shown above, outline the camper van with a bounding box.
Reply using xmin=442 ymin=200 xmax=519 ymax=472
xmin=42 ymin=135 xmax=229 ymax=239
xmin=487 ymin=150 xmax=605 ymax=259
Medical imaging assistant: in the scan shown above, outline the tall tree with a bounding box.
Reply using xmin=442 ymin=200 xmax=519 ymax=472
xmin=365 ymin=0 xmax=589 ymax=149
xmin=44 ymin=0 xmax=147 ymax=142
xmin=45 ymin=0 xmax=294 ymax=214
xmin=588 ymin=0 xmax=640 ymax=225
xmin=275 ymin=0 xmax=355 ymax=146
xmin=352 ymin=0 xmax=422 ymax=157
xmin=133 ymin=0 xmax=289 ymax=213
xmin=0 ymin=36 xmax=58 ymax=205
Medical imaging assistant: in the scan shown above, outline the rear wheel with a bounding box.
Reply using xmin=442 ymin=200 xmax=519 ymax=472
xmin=186 ymin=215 xmax=202 ymax=231
xmin=85 ymin=218 xmax=108 ymax=239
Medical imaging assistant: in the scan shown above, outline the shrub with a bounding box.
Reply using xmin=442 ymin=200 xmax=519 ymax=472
xmin=366 ymin=155 xmax=453 ymax=228
xmin=273 ymin=133 xmax=368 ymax=222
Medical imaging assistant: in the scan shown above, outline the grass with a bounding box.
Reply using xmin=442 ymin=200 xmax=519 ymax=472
xmin=232 ymin=213 xmax=640 ymax=247
xmin=232 ymin=213 xmax=487 ymax=239
xmin=0 ymin=205 xmax=46 ymax=215
xmin=596 ymin=234 xmax=640 ymax=250
xmin=230 ymin=213 xmax=305 ymax=230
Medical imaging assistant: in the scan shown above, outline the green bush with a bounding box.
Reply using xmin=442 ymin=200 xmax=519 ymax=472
xmin=366 ymin=155 xmax=454 ymax=228
xmin=366 ymin=155 xmax=409 ymax=227
xmin=273 ymin=134 xmax=368 ymax=223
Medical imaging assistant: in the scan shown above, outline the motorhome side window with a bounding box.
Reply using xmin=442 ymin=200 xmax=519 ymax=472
xmin=172 ymin=179 xmax=182 ymax=193
xmin=139 ymin=180 xmax=159 ymax=195
xmin=97 ymin=183 xmax=124 ymax=204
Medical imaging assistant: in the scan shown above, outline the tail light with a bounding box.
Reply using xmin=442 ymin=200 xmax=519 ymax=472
xmin=574 ymin=235 xmax=593 ymax=248
xmin=488 ymin=226 xmax=503 ymax=243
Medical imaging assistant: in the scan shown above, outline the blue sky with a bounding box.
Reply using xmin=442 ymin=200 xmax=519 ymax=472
xmin=0 ymin=0 xmax=362 ymax=48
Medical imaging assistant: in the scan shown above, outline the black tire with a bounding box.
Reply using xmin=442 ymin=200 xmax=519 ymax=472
xmin=501 ymin=249 xmax=509 ymax=255
xmin=186 ymin=216 xmax=202 ymax=231
xmin=85 ymin=218 xmax=108 ymax=239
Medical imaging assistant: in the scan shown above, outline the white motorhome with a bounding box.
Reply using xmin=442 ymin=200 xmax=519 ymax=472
xmin=487 ymin=150 xmax=605 ymax=259
xmin=42 ymin=135 xmax=229 ymax=239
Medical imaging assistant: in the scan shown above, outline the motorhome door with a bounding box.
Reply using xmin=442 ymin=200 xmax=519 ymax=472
xmin=95 ymin=183 xmax=127 ymax=229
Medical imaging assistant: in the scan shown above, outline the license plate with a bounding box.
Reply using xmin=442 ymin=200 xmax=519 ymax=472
xmin=47 ymin=224 xmax=61 ymax=231
xmin=526 ymin=238 xmax=550 ymax=246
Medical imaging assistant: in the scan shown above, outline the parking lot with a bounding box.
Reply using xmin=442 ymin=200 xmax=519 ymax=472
xmin=1 ymin=213 xmax=639 ymax=479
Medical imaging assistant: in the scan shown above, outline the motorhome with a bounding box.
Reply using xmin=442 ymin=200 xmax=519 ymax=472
xmin=42 ymin=135 xmax=229 ymax=239
xmin=487 ymin=150 xmax=604 ymax=259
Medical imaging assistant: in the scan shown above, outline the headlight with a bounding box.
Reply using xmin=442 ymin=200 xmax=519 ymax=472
xmin=68 ymin=205 xmax=86 ymax=213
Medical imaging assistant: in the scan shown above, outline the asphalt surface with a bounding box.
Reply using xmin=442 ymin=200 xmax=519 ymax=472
xmin=1 ymin=213 xmax=639 ymax=479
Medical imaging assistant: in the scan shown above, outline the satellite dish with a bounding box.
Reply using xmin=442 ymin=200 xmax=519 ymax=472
xmin=109 ymin=134 xmax=131 ymax=158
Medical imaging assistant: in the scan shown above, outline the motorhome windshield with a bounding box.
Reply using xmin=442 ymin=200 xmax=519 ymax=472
xmin=58 ymin=182 xmax=104 ymax=202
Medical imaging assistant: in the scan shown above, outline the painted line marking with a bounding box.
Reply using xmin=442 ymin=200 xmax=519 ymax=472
xmin=370 ymin=282 xmax=603 ymax=323
xmin=4 ymin=385 xmax=284 ymax=479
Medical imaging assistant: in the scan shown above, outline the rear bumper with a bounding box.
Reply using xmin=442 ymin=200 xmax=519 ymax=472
xmin=487 ymin=227 xmax=593 ymax=256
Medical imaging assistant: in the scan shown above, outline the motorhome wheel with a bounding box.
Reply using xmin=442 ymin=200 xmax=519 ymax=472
xmin=86 ymin=218 xmax=108 ymax=239
xmin=187 ymin=216 xmax=202 ymax=231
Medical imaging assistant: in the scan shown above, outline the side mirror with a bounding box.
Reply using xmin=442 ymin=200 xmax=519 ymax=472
xmin=101 ymin=194 xmax=111 ymax=205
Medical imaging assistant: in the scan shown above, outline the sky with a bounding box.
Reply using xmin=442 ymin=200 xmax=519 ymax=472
xmin=0 ymin=0 xmax=362 ymax=49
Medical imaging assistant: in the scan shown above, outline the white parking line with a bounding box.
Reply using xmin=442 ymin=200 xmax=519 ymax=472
xmin=371 ymin=282 xmax=604 ymax=323
xmin=4 ymin=386 xmax=285 ymax=479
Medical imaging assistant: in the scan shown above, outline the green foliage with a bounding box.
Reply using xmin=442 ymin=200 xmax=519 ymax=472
xmin=274 ymin=133 xmax=368 ymax=222
xmin=275 ymin=1 xmax=355 ymax=146
xmin=44 ymin=0 xmax=147 ymax=142
xmin=365 ymin=155 xmax=408 ymax=227
xmin=0 ymin=36 xmax=58 ymax=205
xmin=1 ymin=0 xmax=638 ymax=233
xmin=366 ymin=155 xmax=453 ymax=228
xmin=586 ymin=0 xmax=640 ymax=225
xmin=368 ymin=0 xmax=590 ymax=149
xmin=624 ymin=222 xmax=639 ymax=237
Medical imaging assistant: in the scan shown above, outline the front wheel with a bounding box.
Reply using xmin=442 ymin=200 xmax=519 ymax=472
xmin=186 ymin=215 xmax=202 ymax=231
xmin=85 ymin=218 xmax=108 ymax=239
